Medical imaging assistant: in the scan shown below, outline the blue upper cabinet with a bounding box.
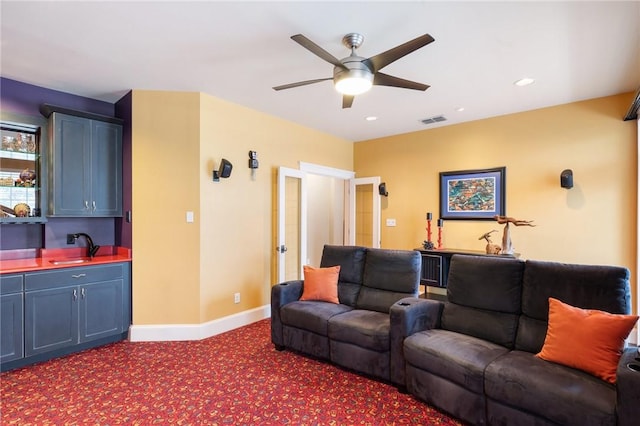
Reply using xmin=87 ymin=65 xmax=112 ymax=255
xmin=47 ymin=109 xmax=122 ymax=217
xmin=91 ymin=120 xmax=122 ymax=216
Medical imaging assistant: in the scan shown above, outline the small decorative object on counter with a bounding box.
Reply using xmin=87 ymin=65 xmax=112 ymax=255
xmin=437 ymin=218 xmax=444 ymax=249
xmin=494 ymin=215 xmax=535 ymax=255
xmin=0 ymin=205 xmax=13 ymax=217
xmin=16 ymin=168 xmax=37 ymax=187
xmin=0 ymin=176 xmax=14 ymax=187
xmin=479 ymin=230 xmax=501 ymax=254
xmin=13 ymin=203 xmax=31 ymax=217
xmin=423 ymin=212 xmax=435 ymax=249
xmin=19 ymin=168 xmax=36 ymax=182
xmin=0 ymin=133 xmax=35 ymax=152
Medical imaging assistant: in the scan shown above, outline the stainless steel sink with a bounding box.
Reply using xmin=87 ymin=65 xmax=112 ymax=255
xmin=49 ymin=259 xmax=92 ymax=265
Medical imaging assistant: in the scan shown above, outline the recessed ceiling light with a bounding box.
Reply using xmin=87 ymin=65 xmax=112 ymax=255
xmin=514 ymin=78 xmax=535 ymax=87
xmin=455 ymin=107 xmax=465 ymax=112
xmin=365 ymin=116 xmax=377 ymax=121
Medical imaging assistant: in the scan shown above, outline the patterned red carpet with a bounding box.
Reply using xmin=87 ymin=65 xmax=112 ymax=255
xmin=1 ymin=319 xmax=461 ymax=425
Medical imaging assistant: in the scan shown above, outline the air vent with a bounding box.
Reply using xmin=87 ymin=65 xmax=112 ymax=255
xmin=420 ymin=115 xmax=447 ymax=125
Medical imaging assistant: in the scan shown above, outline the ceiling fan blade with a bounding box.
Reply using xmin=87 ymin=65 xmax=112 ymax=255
xmin=291 ymin=34 xmax=348 ymax=70
xmin=273 ymin=77 xmax=333 ymax=91
xmin=364 ymin=33 xmax=434 ymax=72
xmin=342 ymin=95 xmax=354 ymax=109
xmin=373 ymin=72 xmax=430 ymax=91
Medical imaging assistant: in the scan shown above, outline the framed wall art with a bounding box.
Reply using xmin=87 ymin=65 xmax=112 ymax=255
xmin=439 ymin=167 xmax=505 ymax=220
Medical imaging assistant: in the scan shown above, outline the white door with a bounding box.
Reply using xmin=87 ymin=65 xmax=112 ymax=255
xmin=348 ymin=177 xmax=381 ymax=248
xmin=276 ymin=167 xmax=307 ymax=283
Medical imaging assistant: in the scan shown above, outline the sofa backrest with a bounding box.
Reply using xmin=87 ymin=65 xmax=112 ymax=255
xmin=356 ymin=248 xmax=421 ymax=313
xmin=442 ymin=254 xmax=525 ymax=349
xmin=320 ymin=245 xmax=367 ymax=307
xmin=515 ymin=259 xmax=631 ymax=353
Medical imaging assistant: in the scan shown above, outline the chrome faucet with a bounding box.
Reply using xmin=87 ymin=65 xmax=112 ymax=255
xmin=71 ymin=233 xmax=100 ymax=258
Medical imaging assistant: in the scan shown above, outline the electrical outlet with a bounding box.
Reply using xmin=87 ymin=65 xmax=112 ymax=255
xmin=234 ymin=293 xmax=240 ymax=304
xmin=67 ymin=234 xmax=76 ymax=244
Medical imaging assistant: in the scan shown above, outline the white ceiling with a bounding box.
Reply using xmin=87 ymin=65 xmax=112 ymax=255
xmin=1 ymin=1 xmax=639 ymax=142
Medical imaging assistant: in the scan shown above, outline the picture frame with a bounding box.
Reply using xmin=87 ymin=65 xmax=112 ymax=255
xmin=439 ymin=167 xmax=505 ymax=220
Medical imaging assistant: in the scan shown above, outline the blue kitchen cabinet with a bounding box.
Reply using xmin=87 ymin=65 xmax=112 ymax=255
xmin=1 ymin=262 xmax=131 ymax=371
xmin=48 ymin=111 xmax=122 ymax=216
xmin=0 ymin=274 xmax=24 ymax=363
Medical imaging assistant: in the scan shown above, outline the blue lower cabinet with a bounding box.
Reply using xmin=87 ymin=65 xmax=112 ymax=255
xmin=1 ymin=262 xmax=130 ymax=371
xmin=25 ymin=286 xmax=79 ymax=356
xmin=1 ymin=274 xmax=24 ymax=363
xmin=1 ymin=282 xmax=24 ymax=363
xmin=80 ymin=279 xmax=123 ymax=342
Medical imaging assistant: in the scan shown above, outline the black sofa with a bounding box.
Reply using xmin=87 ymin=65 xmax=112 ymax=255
xmin=270 ymin=244 xmax=421 ymax=384
xmin=398 ymin=254 xmax=639 ymax=426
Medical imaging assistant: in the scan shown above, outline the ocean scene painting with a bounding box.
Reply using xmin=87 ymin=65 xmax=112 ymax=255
xmin=447 ymin=177 xmax=496 ymax=212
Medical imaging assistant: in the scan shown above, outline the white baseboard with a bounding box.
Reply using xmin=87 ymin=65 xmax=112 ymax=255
xmin=128 ymin=304 xmax=271 ymax=342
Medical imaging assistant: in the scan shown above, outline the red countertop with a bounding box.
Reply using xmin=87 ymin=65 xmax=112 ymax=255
xmin=0 ymin=246 xmax=132 ymax=274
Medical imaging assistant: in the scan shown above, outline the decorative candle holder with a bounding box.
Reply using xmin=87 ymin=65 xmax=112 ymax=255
xmin=423 ymin=212 xmax=435 ymax=250
xmin=437 ymin=219 xmax=443 ymax=249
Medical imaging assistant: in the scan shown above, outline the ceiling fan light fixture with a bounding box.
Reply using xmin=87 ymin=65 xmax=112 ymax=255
xmin=335 ymin=76 xmax=373 ymax=95
xmin=334 ymin=64 xmax=374 ymax=95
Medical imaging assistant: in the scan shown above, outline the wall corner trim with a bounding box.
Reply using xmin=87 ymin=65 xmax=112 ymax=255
xmin=128 ymin=305 xmax=271 ymax=342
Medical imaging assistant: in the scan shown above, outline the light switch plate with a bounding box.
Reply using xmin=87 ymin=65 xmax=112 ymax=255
xmin=186 ymin=211 xmax=194 ymax=223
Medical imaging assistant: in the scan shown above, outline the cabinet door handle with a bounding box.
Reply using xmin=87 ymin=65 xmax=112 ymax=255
xmin=92 ymin=201 xmax=96 ymax=211
xmin=73 ymin=289 xmax=78 ymax=301
xmin=84 ymin=201 xmax=89 ymax=210
xmin=81 ymin=288 xmax=86 ymax=298
xmin=71 ymin=273 xmax=86 ymax=279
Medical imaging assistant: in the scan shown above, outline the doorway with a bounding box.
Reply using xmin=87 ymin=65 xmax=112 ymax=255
xmin=276 ymin=163 xmax=381 ymax=283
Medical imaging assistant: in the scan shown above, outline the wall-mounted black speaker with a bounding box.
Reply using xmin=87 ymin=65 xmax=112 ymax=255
xmin=560 ymin=169 xmax=573 ymax=189
xmin=378 ymin=182 xmax=388 ymax=197
xmin=213 ymin=158 xmax=233 ymax=182
xmin=219 ymin=158 xmax=232 ymax=178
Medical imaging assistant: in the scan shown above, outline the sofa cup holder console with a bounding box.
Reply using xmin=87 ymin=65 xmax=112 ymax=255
xmin=627 ymin=363 xmax=640 ymax=372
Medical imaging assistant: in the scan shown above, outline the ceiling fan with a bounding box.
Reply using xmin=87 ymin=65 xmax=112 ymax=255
xmin=273 ymin=32 xmax=435 ymax=108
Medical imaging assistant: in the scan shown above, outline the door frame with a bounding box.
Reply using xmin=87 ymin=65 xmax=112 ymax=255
xmin=277 ymin=167 xmax=307 ymax=282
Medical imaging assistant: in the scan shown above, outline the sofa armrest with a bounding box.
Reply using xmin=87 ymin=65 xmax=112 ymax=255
xmin=616 ymin=346 xmax=640 ymax=426
xmin=389 ymin=297 xmax=444 ymax=386
xmin=270 ymin=280 xmax=303 ymax=347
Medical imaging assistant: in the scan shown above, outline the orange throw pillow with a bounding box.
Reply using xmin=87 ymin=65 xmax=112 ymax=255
xmin=536 ymin=297 xmax=638 ymax=384
xmin=300 ymin=265 xmax=340 ymax=304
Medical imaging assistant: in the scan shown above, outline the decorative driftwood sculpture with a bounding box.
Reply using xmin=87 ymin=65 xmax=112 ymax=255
xmin=478 ymin=230 xmax=501 ymax=254
xmin=493 ymin=215 xmax=536 ymax=255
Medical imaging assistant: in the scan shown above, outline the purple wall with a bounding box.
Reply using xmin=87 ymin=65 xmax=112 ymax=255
xmin=115 ymin=92 xmax=132 ymax=249
xmin=1 ymin=78 xmax=114 ymax=118
xmin=1 ymin=77 xmax=131 ymax=251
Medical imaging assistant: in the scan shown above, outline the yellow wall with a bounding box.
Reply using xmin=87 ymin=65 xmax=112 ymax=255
xmin=132 ymin=90 xmax=352 ymax=325
xmin=131 ymin=90 xmax=636 ymax=324
xmin=131 ymin=91 xmax=202 ymax=325
xmin=355 ymin=93 xmax=638 ymax=311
